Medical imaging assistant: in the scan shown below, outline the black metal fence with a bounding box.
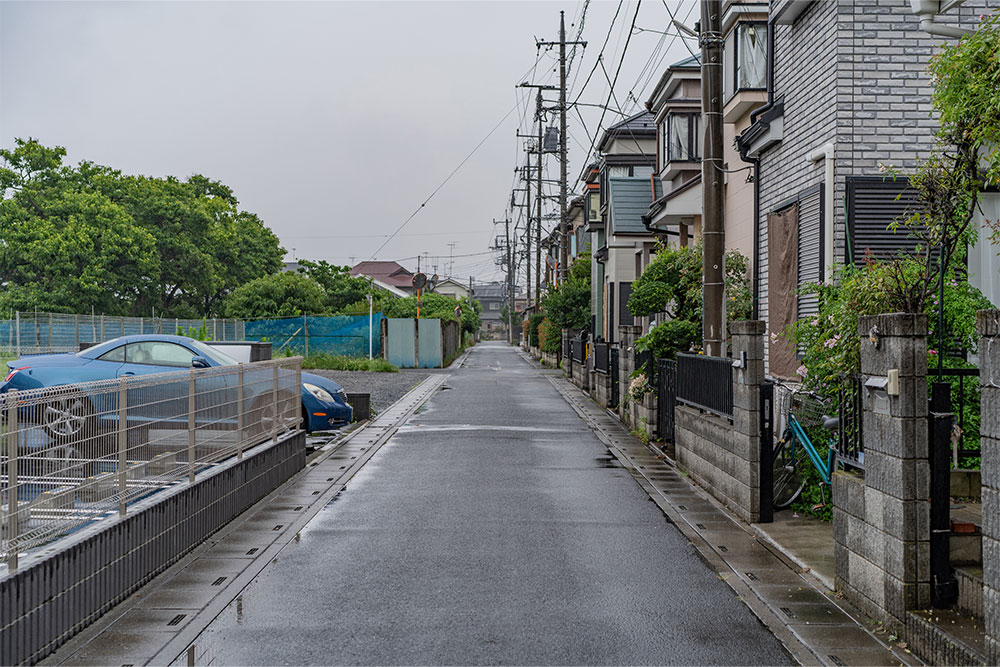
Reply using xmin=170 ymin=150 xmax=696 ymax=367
xmin=937 ymin=366 xmax=980 ymax=464
xmin=572 ymin=338 xmax=585 ymax=363
xmin=657 ymin=358 xmax=677 ymax=441
xmin=594 ymin=341 xmax=609 ymax=374
xmin=676 ymin=353 xmax=733 ymax=419
xmin=563 ymin=336 xmax=572 ymax=360
xmin=634 ymin=348 xmax=656 ymax=383
xmin=838 ymin=375 xmax=865 ymax=470
xmin=610 ymin=347 xmax=620 ymax=408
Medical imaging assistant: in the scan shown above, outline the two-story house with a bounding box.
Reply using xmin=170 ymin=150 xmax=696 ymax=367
xmin=736 ymin=0 xmax=991 ymax=378
xmin=589 ymin=112 xmax=660 ymax=344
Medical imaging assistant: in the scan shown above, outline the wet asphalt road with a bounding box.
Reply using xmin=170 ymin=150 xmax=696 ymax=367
xmin=193 ymin=343 xmax=790 ymax=665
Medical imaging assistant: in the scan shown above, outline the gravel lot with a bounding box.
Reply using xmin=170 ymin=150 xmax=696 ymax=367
xmin=306 ymin=369 xmax=429 ymax=415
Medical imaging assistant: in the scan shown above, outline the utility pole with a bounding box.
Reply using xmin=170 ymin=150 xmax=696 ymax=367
xmin=535 ymin=92 xmax=543 ymax=308
xmin=537 ymin=13 xmax=585 ymax=285
xmin=701 ymin=0 xmax=725 ymax=357
xmin=504 ymin=218 xmax=514 ymax=344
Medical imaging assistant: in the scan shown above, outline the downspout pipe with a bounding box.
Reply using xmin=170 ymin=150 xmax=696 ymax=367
xmin=917 ymin=17 xmax=972 ymax=38
xmin=808 ymin=143 xmax=835 ymax=283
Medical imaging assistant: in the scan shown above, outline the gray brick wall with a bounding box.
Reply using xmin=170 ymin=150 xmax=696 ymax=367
xmin=977 ymin=310 xmax=1000 ymax=664
xmin=757 ymin=0 xmax=990 ymax=373
xmin=833 ymin=313 xmax=930 ymax=631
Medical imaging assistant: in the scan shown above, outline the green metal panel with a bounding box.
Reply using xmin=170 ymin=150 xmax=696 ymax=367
xmin=386 ymin=318 xmax=416 ymax=367
xmin=417 ymin=318 xmax=442 ymax=368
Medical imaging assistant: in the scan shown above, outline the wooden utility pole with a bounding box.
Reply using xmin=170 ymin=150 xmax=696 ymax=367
xmin=701 ymin=0 xmax=725 ymax=357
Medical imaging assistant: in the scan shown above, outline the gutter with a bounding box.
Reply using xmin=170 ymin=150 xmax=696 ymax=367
xmin=807 ymin=143 xmax=836 ymax=283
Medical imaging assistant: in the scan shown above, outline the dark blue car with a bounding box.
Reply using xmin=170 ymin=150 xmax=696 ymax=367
xmin=0 ymin=334 xmax=353 ymax=438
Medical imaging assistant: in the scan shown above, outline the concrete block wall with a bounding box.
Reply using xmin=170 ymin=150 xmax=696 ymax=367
xmin=674 ymin=321 xmax=765 ymax=522
xmin=834 ymin=313 xmax=930 ymax=632
xmin=977 ymin=309 xmax=1000 ymax=663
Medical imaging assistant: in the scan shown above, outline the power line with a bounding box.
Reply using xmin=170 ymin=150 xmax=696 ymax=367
xmin=367 ymin=101 xmax=520 ymax=261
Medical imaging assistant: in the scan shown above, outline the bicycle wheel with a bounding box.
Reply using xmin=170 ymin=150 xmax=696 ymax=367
xmin=772 ymin=434 xmax=807 ymax=509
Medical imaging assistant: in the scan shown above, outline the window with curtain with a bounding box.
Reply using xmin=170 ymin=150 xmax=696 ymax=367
xmin=736 ymin=22 xmax=767 ymax=90
xmin=667 ymin=114 xmax=700 ymax=162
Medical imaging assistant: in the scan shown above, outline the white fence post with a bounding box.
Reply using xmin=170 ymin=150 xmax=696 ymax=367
xmin=237 ymin=363 xmax=245 ymax=460
xmin=7 ymin=390 xmax=18 ymax=572
xmin=118 ymin=378 xmax=127 ymax=516
xmin=188 ymin=370 xmax=196 ymax=484
xmin=272 ymin=365 xmax=279 ymax=443
xmin=48 ymin=313 xmax=53 ymax=351
xmin=15 ymin=311 xmax=20 ymax=358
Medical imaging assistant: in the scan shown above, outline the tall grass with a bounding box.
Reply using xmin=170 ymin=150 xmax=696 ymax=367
xmin=302 ymin=354 xmax=398 ymax=372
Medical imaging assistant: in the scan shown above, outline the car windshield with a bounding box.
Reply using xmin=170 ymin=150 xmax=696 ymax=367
xmin=188 ymin=339 xmax=240 ymax=366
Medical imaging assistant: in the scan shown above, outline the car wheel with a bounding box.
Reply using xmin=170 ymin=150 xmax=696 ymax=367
xmin=249 ymin=392 xmax=298 ymax=438
xmin=42 ymin=395 xmax=95 ymax=443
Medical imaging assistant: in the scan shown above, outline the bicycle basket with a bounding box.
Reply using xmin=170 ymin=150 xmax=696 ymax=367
xmin=779 ymin=388 xmax=833 ymax=428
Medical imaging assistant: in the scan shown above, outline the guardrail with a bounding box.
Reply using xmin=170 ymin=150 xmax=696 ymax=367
xmin=676 ymin=353 xmax=733 ymax=419
xmin=1 ymin=357 xmax=302 ymax=569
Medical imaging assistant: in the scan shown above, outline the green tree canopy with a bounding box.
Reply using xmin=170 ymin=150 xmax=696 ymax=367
xmin=0 ymin=138 xmax=284 ymax=317
xmin=540 ymin=252 xmax=591 ymax=330
xmin=224 ymin=272 xmax=327 ymax=318
xmin=296 ymin=259 xmax=372 ymax=312
xmin=383 ymin=292 xmax=481 ymax=334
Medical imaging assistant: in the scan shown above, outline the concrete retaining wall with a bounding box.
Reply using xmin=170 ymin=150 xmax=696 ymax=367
xmin=0 ymin=431 xmax=305 ymax=666
xmin=977 ymin=310 xmax=1000 ymax=663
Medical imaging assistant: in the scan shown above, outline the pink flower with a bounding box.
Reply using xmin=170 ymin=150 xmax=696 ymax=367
xmin=796 ymin=364 xmax=808 ymax=378
xmin=929 ymin=349 xmax=938 ymax=356
xmin=810 ymin=319 xmax=819 ymax=326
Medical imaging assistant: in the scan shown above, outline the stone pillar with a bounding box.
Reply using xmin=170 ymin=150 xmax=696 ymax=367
xmin=836 ymin=313 xmax=929 ymax=630
xmin=977 ymin=310 xmax=1000 ymax=663
xmin=731 ymin=320 xmax=765 ymax=522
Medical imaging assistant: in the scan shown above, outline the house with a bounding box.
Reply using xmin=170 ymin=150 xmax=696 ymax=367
xmin=472 ymin=282 xmax=507 ymax=334
xmin=589 ymin=112 xmax=659 ymax=343
xmin=736 ymin=0 xmax=991 ymax=378
xmin=350 ymin=261 xmax=414 ymax=294
xmin=432 ymin=278 xmax=471 ymax=301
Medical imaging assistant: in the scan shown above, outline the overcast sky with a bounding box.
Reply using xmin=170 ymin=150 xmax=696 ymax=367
xmin=0 ymin=1 xmax=697 ymax=282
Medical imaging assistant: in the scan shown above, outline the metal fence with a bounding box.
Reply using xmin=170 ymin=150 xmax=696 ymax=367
xmin=0 ymin=312 xmax=245 ymax=356
xmin=657 ymin=358 xmax=677 ymax=441
xmin=838 ymin=375 xmax=864 ymax=470
xmin=594 ymin=342 xmax=609 ymax=374
xmin=676 ymin=353 xmax=733 ymax=419
xmin=572 ymin=338 xmax=586 ymax=364
xmin=635 ymin=348 xmax=656 ymax=383
xmin=610 ymin=348 xmax=620 ymax=408
xmin=245 ymin=313 xmax=383 ymax=358
xmin=0 ymin=357 xmax=302 ymax=569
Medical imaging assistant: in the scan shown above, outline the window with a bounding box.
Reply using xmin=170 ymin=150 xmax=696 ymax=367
xmin=724 ymin=22 xmax=768 ymax=100
xmin=98 ymin=345 xmax=125 ymax=362
xmin=127 ymin=341 xmax=198 ymax=367
xmin=736 ymin=23 xmax=767 ymax=90
xmin=667 ymin=113 xmax=700 ymax=162
xmin=488 ymin=302 xmax=500 ymax=311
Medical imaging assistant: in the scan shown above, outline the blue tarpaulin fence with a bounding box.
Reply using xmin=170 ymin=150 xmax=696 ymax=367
xmin=245 ymin=313 xmax=384 ymax=358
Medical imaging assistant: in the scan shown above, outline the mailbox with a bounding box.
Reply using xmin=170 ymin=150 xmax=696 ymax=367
xmin=864 ymin=375 xmax=890 ymax=415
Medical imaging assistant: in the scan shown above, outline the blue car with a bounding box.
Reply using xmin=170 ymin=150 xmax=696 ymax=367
xmin=0 ymin=334 xmax=353 ymax=438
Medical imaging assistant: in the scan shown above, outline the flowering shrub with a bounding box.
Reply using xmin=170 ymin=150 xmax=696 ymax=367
xmin=629 ymin=373 xmax=652 ymax=401
xmin=537 ymin=317 xmax=560 ymax=354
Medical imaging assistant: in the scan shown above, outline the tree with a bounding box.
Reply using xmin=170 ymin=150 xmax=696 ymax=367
xmin=296 ymin=259 xmax=371 ymax=312
xmin=382 ymin=292 xmax=481 ymax=334
xmin=627 ymin=243 xmax=751 ymax=358
xmin=224 ymin=272 xmax=327 ymax=318
xmin=541 ymin=252 xmax=591 ymax=330
xmin=0 ymin=138 xmax=284 ymax=317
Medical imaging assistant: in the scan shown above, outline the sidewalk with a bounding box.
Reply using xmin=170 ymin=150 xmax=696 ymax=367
xmin=542 ymin=362 xmax=919 ymax=667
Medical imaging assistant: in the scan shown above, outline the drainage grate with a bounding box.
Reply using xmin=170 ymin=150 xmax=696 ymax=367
xmin=167 ymin=614 xmax=187 ymax=626
xmin=696 ymin=523 xmax=706 ymax=530
xmin=312 ymin=491 xmax=321 ymax=495
xmin=246 ymin=548 xmax=258 ymax=555
xmin=828 ymin=656 xmax=846 ymax=666
xmin=327 ymin=478 xmax=334 ymax=481
xmin=678 ymin=505 xmax=687 ymax=510
xmin=718 ymin=545 xmax=728 ymax=553
xmin=273 ymin=524 xmax=283 ymax=531
xmin=211 ymin=577 xmax=227 ymax=586
xmin=340 ymin=466 xmax=346 ymax=470
xmin=780 ymin=607 xmax=796 ymax=618
xmin=745 ymin=572 xmax=758 ymax=581
xmin=294 ymin=506 xmax=303 ymax=511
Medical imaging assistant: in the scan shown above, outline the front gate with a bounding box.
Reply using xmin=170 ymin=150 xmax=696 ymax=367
xmin=656 ymin=358 xmax=676 ymax=441
xmin=609 ymin=347 xmax=620 ymax=408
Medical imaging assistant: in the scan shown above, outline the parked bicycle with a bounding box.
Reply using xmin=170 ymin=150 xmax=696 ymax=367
xmin=772 ymin=384 xmax=840 ymax=509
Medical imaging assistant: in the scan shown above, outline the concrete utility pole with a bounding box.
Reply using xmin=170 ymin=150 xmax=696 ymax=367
xmin=535 ymin=92 xmax=543 ymax=307
xmin=505 ymin=219 xmax=515 ymax=343
xmin=701 ymin=0 xmax=725 ymax=357
xmin=535 ymin=13 xmax=585 ymax=286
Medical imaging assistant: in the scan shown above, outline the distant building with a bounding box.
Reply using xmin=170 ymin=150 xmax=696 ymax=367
xmin=473 ymin=282 xmax=507 ymax=334
xmin=350 ymin=261 xmax=414 ymax=293
xmin=433 ymin=278 xmax=471 ymax=301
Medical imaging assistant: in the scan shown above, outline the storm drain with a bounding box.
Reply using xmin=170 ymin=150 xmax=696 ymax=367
xmin=211 ymin=577 xmax=227 ymax=586
xmin=167 ymin=614 xmax=186 ymax=627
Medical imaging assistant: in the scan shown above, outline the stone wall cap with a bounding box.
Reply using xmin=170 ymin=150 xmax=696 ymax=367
xmin=730 ymin=320 xmax=766 ymax=335
xmin=976 ymin=309 xmax=1000 ymax=337
xmin=857 ymin=313 xmax=928 ymax=337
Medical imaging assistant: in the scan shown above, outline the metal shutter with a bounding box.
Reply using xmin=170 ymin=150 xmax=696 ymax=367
xmin=797 ymin=188 xmax=822 ymax=319
xmin=848 ymin=176 xmax=921 ymax=265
